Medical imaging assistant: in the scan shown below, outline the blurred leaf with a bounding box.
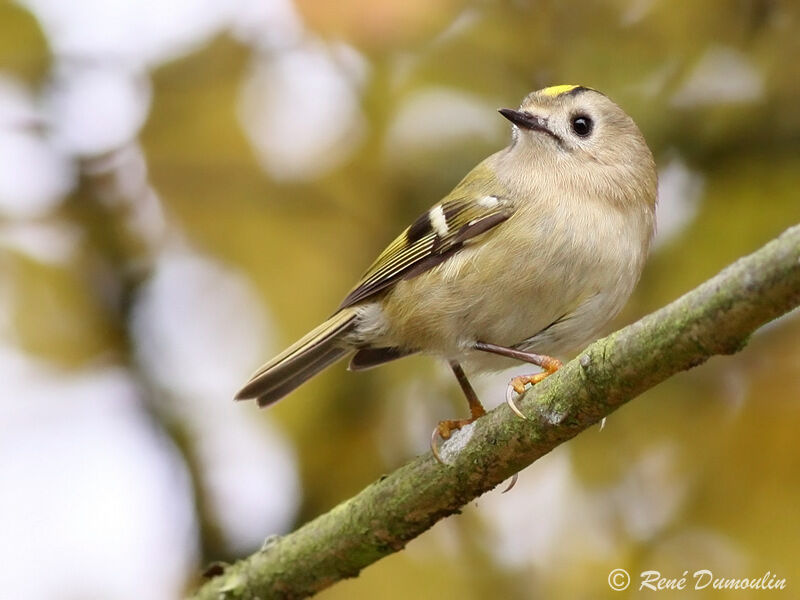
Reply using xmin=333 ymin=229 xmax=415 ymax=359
xmin=0 ymin=3 xmax=49 ymax=84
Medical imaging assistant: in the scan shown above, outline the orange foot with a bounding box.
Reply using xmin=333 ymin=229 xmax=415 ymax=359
xmin=430 ymin=362 xmax=489 ymax=464
xmin=430 ymin=409 xmax=485 ymax=464
xmin=506 ymin=356 xmax=563 ymax=419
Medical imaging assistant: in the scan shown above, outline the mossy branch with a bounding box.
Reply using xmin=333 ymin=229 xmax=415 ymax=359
xmin=192 ymin=224 xmax=800 ymax=600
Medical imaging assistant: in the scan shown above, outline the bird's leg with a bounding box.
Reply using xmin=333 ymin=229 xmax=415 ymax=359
xmin=430 ymin=361 xmax=486 ymax=464
xmin=473 ymin=341 xmax=562 ymax=420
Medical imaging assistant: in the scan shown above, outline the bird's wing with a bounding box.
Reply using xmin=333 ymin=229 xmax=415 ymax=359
xmin=339 ymin=168 xmax=515 ymax=309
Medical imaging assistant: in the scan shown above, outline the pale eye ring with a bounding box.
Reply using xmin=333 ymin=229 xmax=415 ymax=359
xmin=571 ymin=114 xmax=593 ymax=137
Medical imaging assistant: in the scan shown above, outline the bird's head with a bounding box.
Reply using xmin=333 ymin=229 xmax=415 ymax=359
xmin=499 ymin=85 xmax=657 ymax=211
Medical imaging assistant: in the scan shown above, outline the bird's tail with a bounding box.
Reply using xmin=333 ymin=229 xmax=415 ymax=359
xmin=235 ymin=308 xmax=358 ymax=407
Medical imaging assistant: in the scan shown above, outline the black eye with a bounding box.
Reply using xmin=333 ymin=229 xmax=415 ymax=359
xmin=571 ymin=115 xmax=593 ymax=137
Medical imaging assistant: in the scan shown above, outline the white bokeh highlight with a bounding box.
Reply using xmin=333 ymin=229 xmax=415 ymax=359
xmin=475 ymin=449 xmax=614 ymax=568
xmin=229 ymin=0 xmax=304 ymax=49
xmin=615 ymin=444 xmax=688 ymax=540
xmin=0 ymin=346 xmax=197 ymax=600
xmin=239 ymin=41 xmax=366 ymax=181
xmin=132 ymin=248 xmax=271 ymax=399
xmin=19 ymin=0 xmax=237 ymax=67
xmin=44 ymin=64 xmax=151 ymax=157
xmin=0 ymin=219 xmax=81 ymax=264
xmin=132 ymin=247 xmax=300 ymax=551
xmin=475 ymin=442 xmax=688 ymax=569
xmin=0 ymin=75 xmax=74 ymax=218
xmin=654 ymin=154 xmax=704 ymax=248
xmin=385 ymin=88 xmax=502 ymax=157
xmin=671 ymin=45 xmax=764 ymax=107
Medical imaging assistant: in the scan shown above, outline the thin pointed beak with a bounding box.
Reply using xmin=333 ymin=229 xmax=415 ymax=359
xmin=498 ymin=108 xmax=551 ymax=133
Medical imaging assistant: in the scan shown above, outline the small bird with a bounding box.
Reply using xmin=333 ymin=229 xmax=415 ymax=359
xmin=236 ymin=85 xmax=657 ymax=461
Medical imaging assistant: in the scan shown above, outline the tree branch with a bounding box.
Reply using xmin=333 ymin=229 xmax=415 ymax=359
xmin=192 ymin=224 xmax=800 ymax=600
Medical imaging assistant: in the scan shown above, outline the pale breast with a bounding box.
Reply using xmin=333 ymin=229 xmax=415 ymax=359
xmin=360 ymin=194 xmax=651 ymax=372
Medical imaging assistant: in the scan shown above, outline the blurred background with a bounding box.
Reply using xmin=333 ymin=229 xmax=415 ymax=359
xmin=1 ymin=0 xmax=798 ymax=598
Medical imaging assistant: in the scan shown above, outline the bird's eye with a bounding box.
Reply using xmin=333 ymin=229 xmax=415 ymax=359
xmin=571 ymin=115 xmax=593 ymax=137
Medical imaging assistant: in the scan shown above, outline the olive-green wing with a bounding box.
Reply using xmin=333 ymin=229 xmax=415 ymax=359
xmin=338 ymin=193 xmax=515 ymax=309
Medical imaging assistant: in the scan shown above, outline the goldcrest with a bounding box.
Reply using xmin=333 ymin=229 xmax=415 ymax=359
xmin=236 ymin=85 xmax=657 ymax=459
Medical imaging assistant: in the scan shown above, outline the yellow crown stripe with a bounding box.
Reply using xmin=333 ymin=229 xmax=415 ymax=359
xmin=539 ymin=84 xmax=583 ymax=97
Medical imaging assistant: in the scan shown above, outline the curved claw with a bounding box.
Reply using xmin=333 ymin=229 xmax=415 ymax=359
xmin=501 ymin=472 xmax=519 ymax=493
xmin=430 ymin=426 xmax=445 ymax=464
xmin=505 ymin=384 xmax=528 ymax=420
